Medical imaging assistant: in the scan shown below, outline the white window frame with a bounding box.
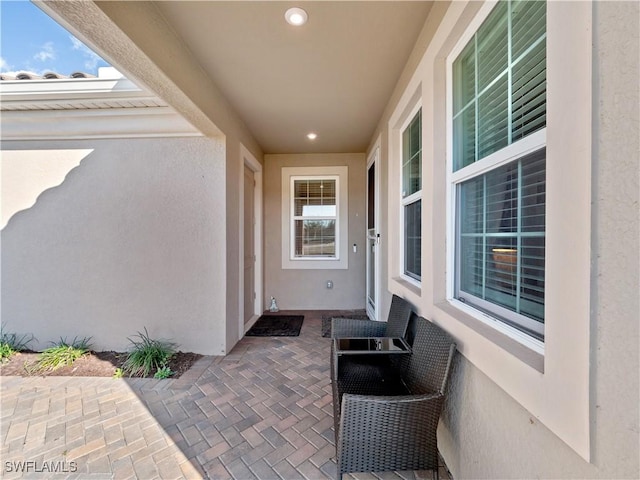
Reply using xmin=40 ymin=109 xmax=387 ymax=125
xmin=281 ymin=166 xmax=349 ymax=270
xmin=399 ymin=103 xmax=423 ymax=287
xmin=446 ymin=0 xmax=547 ymax=348
xmin=290 ymin=175 xmax=339 ymax=260
xmin=400 ymin=0 xmax=592 ymax=461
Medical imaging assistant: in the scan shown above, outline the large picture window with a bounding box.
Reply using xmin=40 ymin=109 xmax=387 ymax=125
xmin=402 ymin=108 xmax=422 ymax=281
xmin=450 ymin=0 xmax=546 ymax=339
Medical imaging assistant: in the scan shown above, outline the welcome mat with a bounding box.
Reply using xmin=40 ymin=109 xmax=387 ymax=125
xmin=246 ymin=315 xmax=304 ymax=337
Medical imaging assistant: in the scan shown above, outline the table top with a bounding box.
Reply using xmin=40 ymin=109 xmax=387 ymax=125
xmin=334 ymin=337 xmax=411 ymax=354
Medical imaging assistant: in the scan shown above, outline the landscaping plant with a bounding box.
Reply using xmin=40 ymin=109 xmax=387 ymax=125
xmin=33 ymin=337 xmax=93 ymax=372
xmin=153 ymin=365 xmax=174 ymax=379
xmin=0 ymin=324 xmax=35 ymax=362
xmin=122 ymin=327 xmax=177 ymax=378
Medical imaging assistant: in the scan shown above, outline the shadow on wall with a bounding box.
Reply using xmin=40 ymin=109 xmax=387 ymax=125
xmin=1 ymin=138 xmax=226 ymax=354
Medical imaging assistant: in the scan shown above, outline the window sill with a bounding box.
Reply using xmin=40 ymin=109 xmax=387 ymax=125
xmin=392 ymin=276 xmax=421 ymax=297
xmin=434 ymin=300 xmax=544 ymax=373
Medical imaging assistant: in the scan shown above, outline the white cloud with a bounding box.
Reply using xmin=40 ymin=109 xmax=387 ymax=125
xmin=34 ymin=42 xmax=56 ymax=62
xmin=0 ymin=56 xmax=13 ymax=72
xmin=70 ymin=35 xmax=103 ymax=72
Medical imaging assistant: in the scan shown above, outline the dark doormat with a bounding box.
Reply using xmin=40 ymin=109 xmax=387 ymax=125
xmin=246 ymin=315 xmax=304 ymax=337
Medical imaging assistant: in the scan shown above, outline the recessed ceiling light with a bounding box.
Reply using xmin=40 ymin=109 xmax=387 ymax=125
xmin=307 ymin=132 xmax=317 ymax=140
xmin=285 ymin=7 xmax=308 ymax=26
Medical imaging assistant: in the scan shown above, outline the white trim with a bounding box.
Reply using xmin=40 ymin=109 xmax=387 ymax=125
xmin=0 ymin=107 xmax=201 ymax=140
xmin=0 ymin=76 xmax=151 ymax=101
xmin=239 ymin=144 xmax=263 ymax=336
xmin=281 ymin=166 xmax=349 ymax=270
xmin=366 ymin=140 xmax=382 ymax=321
xmin=399 ymin=105 xmax=423 ymax=286
xmin=448 ymin=1 xmax=500 ymax=62
xmin=450 ymin=129 xmax=546 ymax=184
xmin=289 ymin=174 xmax=340 ymax=261
xmin=430 ymin=0 xmax=592 ymax=461
xmin=445 ymin=0 xmax=548 ymax=342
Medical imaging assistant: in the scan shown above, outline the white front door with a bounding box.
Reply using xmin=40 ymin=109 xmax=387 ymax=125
xmin=366 ymin=147 xmax=380 ymax=320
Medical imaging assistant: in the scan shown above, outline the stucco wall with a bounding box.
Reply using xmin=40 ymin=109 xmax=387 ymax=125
xmin=367 ymin=0 xmax=639 ymax=478
xmin=36 ymin=0 xmax=266 ymax=356
xmin=1 ymin=136 xmax=228 ymax=355
xmin=264 ymin=153 xmax=366 ymax=310
xmin=439 ymin=2 xmax=640 ymax=479
xmin=440 ymin=3 xmax=639 ymax=478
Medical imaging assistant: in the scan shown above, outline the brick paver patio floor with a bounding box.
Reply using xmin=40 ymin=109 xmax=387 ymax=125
xmin=1 ymin=311 xmax=451 ymax=479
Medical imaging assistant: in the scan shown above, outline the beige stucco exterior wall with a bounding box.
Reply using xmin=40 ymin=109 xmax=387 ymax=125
xmin=1 ymin=137 xmax=228 ymax=355
xmin=264 ymin=153 xmax=366 ymax=310
xmin=37 ymin=0 xmax=265 ymax=355
xmin=367 ymin=1 xmax=638 ymax=478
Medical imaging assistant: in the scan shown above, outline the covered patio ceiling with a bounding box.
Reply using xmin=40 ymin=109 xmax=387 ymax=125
xmin=36 ymin=1 xmax=433 ymax=154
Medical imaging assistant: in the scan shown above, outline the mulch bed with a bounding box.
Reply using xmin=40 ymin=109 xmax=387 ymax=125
xmin=0 ymin=350 xmax=202 ymax=379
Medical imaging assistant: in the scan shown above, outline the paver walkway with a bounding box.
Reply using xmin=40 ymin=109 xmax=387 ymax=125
xmin=1 ymin=311 xmax=451 ymax=479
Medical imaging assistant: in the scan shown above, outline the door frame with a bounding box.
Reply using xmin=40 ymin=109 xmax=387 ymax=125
xmin=366 ymin=141 xmax=381 ymax=321
xmin=239 ymin=144 xmax=263 ymax=337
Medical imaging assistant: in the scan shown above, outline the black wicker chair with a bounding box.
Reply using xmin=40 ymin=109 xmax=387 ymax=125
xmin=330 ymin=294 xmax=412 ymax=339
xmin=331 ymin=315 xmax=456 ymax=480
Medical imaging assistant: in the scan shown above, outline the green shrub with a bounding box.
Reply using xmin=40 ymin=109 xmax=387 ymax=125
xmin=34 ymin=337 xmax=92 ymax=372
xmin=122 ymin=328 xmax=177 ymax=378
xmin=153 ymin=365 xmax=174 ymax=379
xmin=0 ymin=324 xmax=35 ymax=362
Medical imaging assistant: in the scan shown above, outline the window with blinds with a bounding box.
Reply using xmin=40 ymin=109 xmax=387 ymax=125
xmin=402 ymin=109 xmax=422 ymax=281
xmin=452 ymin=0 xmax=546 ymax=171
xmin=292 ymin=178 xmax=338 ymax=258
xmin=451 ymin=0 xmax=546 ymax=339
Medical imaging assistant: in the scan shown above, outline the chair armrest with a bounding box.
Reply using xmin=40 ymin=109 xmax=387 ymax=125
xmin=337 ymin=393 xmax=445 ymax=474
xmin=331 ymin=318 xmax=386 ymax=338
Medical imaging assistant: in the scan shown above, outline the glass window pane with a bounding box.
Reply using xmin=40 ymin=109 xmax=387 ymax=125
xmin=486 ymin=239 xmax=518 ymax=312
xmin=294 ymin=198 xmax=306 ymax=216
xmin=404 ymin=200 xmax=421 ymax=279
xmin=452 ymin=0 xmax=547 ymax=336
xmin=456 ymin=149 xmax=546 ymax=330
xmin=521 ymin=152 xmax=546 ymax=232
xmin=453 ymin=105 xmax=476 ymax=171
xmin=459 ymin=235 xmax=484 ymax=297
xmin=453 ymin=0 xmax=546 ymax=168
xmin=459 ymin=175 xmax=483 ymax=235
xmin=512 ymin=38 xmax=546 ymax=141
xmin=478 ymin=73 xmax=509 ymax=159
xmin=453 ymin=41 xmax=475 ymax=114
xmin=511 ymin=0 xmax=546 ymax=61
xmin=485 ymin=161 xmax=518 ymax=234
xmin=477 ymin=0 xmax=508 ymax=92
xmin=321 ymin=179 xmax=336 ymax=197
xmin=295 ymin=219 xmax=336 ymax=257
xmin=520 ymin=237 xmax=545 ymax=322
xmin=403 ymin=110 xmax=422 ymax=196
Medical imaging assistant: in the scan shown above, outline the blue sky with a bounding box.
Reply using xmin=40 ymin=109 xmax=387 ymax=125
xmin=0 ymin=0 xmax=110 ymax=76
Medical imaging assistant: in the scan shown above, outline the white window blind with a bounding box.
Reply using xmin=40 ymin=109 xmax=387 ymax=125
xmin=457 ymin=149 xmax=545 ymax=335
xmin=292 ymin=178 xmax=337 ymax=258
xmin=451 ymin=0 xmax=547 ymax=339
xmin=452 ymin=0 xmax=546 ymax=171
xmin=402 ymin=109 xmax=422 ymax=281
